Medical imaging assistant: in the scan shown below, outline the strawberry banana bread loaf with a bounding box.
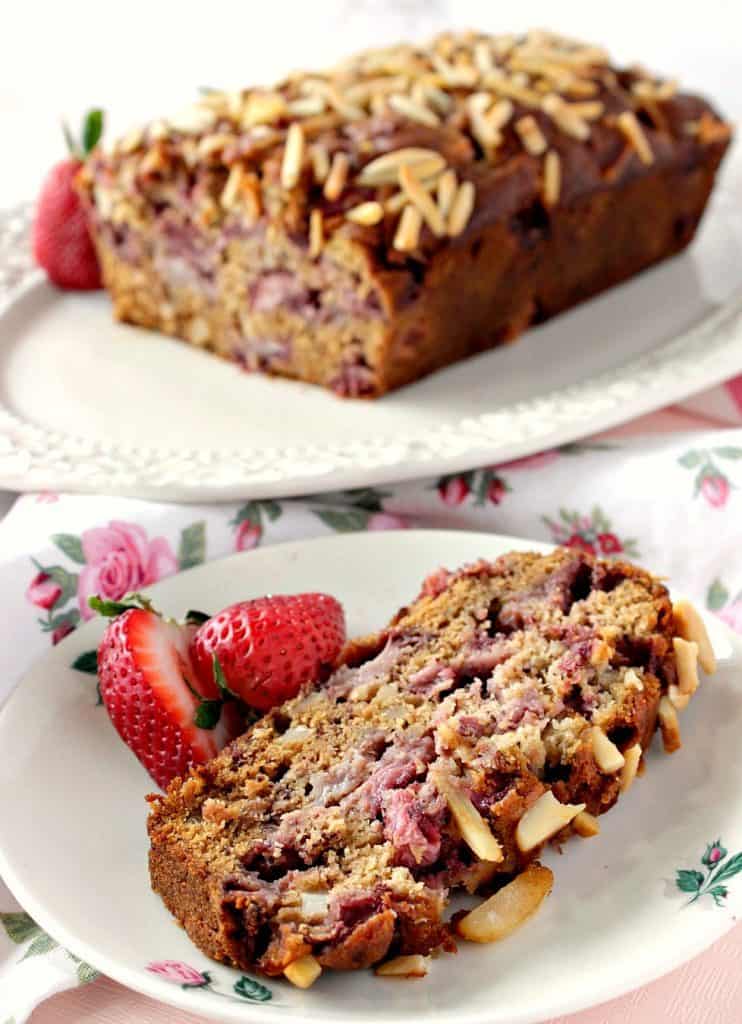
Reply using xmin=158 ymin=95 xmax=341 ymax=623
xmin=148 ymin=549 xmax=714 ymax=982
xmin=79 ymin=31 xmax=731 ymax=398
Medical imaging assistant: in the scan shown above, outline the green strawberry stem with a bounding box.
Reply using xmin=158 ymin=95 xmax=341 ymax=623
xmin=88 ymin=593 xmax=155 ymax=617
xmin=62 ymin=108 xmax=104 ymax=160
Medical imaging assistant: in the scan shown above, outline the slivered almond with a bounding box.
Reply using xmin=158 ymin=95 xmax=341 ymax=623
xmin=658 ymin=696 xmax=681 ymax=753
xmin=668 ymin=684 xmax=691 ymax=711
xmin=591 ymin=727 xmax=625 ymax=773
xmin=399 ymin=165 xmax=446 ymax=237
xmin=569 ymin=101 xmax=605 ymax=120
xmin=310 ymin=143 xmax=330 ymax=184
xmin=516 ymin=791 xmax=585 ymax=852
xmin=284 ymin=955 xmax=322 ymax=989
xmin=456 ymin=864 xmax=554 ymax=943
xmin=620 ymin=743 xmax=642 ymax=791
xmin=541 ymin=94 xmax=590 ymax=140
xmin=388 ymin=93 xmax=440 ymax=127
xmin=243 ymin=91 xmax=286 ymax=126
xmin=287 ymin=95 xmax=327 ymax=118
xmin=573 ymin=810 xmax=600 ymax=837
xmin=323 ymin=151 xmax=350 ymax=201
xmin=280 ymin=123 xmax=305 ymax=189
xmin=542 ymin=150 xmax=561 ymax=206
xmin=486 ymin=98 xmax=514 ymax=131
xmin=674 ymin=600 xmax=716 ymax=674
xmin=358 ymin=147 xmax=446 ymax=187
xmin=617 ymin=110 xmax=654 ymax=165
xmin=447 ymin=180 xmax=476 ymax=237
xmin=515 ymin=115 xmax=548 ymax=156
xmin=375 ymin=955 xmax=429 ymax=978
xmin=345 ymin=201 xmax=384 ymax=226
xmin=309 ymin=208 xmax=323 ymax=258
xmin=220 ymin=164 xmax=244 ymax=210
xmin=437 ymin=169 xmax=458 ymax=219
xmin=673 ymin=636 xmax=700 ymax=696
xmin=433 ymin=772 xmax=503 ymax=862
xmin=393 ymin=204 xmax=423 ymax=251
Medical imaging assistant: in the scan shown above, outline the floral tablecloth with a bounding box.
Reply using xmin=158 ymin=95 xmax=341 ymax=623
xmin=2 ymin=384 xmax=742 ymax=1024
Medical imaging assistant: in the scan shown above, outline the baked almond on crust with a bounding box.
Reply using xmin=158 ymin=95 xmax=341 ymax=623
xmin=148 ymin=548 xmax=711 ymax=979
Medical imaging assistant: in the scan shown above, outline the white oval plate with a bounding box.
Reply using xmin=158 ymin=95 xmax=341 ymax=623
xmin=1 ymin=530 xmax=741 ymax=1024
xmin=1 ymin=145 xmax=742 ymax=502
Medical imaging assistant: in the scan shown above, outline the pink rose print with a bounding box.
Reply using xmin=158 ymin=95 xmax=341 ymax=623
xmin=718 ymin=603 xmax=742 ymax=634
xmin=235 ymin=519 xmax=262 ymax=551
xmin=486 ymin=478 xmax=507 ymax=505
xmin=707 ymin=579 xmax=742 ymax=635
xmin=147 ymin=960 xmax=208 ymax=988
xmin=597 ymin=532 xmax=622 ymax=555
xmin=565 ymin=534 xmax=596 ymax=555
xmin=52 ymin=621 xmax=75 ymax=645
xmin=77 ymin=521 xmax=177 ymax=620
xmin=700 ymin=475 xmax=730 ymax=509
xmin=26 ymin=571 xmax=62 ymax=610
xmin=438 ymin=475 xmax=470 ymax=506
xmin=367 ymin=511 xmax=410 ymax=530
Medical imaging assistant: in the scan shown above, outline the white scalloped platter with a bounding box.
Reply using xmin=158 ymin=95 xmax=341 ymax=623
xmin=1 ymin=145 xmax=741 ymax=501
xmin=1 ymin=531 xmax=742 ymax=1024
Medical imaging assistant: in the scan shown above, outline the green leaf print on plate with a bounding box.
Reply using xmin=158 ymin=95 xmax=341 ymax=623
xmin=147 ymin=960 xmax=274 ymax=1003
xmin=178 ymin=521 xmax=207 ymax=570
xmin=676 ymin=841 xmax=742 ymax=906
xmin=51 ymin=533 xmax=86 ymax=565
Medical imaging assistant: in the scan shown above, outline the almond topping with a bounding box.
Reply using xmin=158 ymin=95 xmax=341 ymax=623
xmin=284 ymin=955 xmax=322 ymax=989
xmin=393 ymin=204 xmax=423 ymax=252
xmin=515 ymin=115 xmax=548 ymax=156
xmin=541 ymin=94 xmax=590 ymax=140
xmin=673 ymin=636 xmax=700 ymax=696
xmin=456 ymin=864 xmax=554 ymax=943
xmin=447 ymin=180 xmax=476 ymax=237
xmin=620 ymin=743 xmax=642 ymax=792
xmin=220 ymin=164 xmax=244 ymax=210
xmin=399 ymin=165 xmax=446 ymax=237
xmin=358 ymin=147 xmax=446 ymax=187
xmin=569 ymin=101 xmax=605 ymax=120
xmin=323 ymin=151 xmax=350 ymax=200
xmin=433 ymin=771 xmax=503 ymax=862
xmin=437 ymin=168 xmax=458 ymax=219
xmin=617 ymin=110 xmax=654 ymax=165
xmin=658 ymin=696 xmax=681 ymax=754
xmin=486 ymin=98 xmax=514 ymax=131
xmin=674 ymin=600 xmax=716 ymax=674
xmin=573 ymin=810 xmax=600 ymax=837
xmin=542 ymin=150 xmax=561 ymax=206
xmin=389 ymin=93 xmax=440 ymax=127
xmin=310 ymin=143 xmax=330 ymax=183
xmin=516 ymin=791 xmax=585 ymax=852
xmin=309 ymin=210 xmax=323 ymax=257
xmin=280 ymin=123 xmax=305 ymax=189
xmin=243 ymin=91 xmax=286 ymax=126
xmin=345 ymin=201 xmax=384 ymax=226
xmin=375 ymin=955 xmax=429 ymax=978
xmin=591 ymin=727 xmax=626 ymax=773
xmin=668 ymin=684 xmax=691 ymax=711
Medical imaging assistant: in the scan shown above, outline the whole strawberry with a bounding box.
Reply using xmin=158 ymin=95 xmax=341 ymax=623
xmin=33 ymin=109 xmax=103 ymax=290
xmin=95 ymin=597 xmax=243 ymax=789
xmin=190 ymin=593 xmax=346 ymax=712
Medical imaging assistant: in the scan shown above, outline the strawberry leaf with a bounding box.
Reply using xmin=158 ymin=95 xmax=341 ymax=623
xmin=61 ymin=120 xmax=80 ymax=159
xmin=82 ymin=109 xmax=104 ymax=155
xmin=72 ymin=649 xmax=98 ymax=674
xmin=185 ymin=609 xmax=211 ymax=626
xmin=194 ymin=700 xmax=222 ymax=729
xmin=212 ymin=654 xmax=241 ymax=701
xmin=88 ymin=592 xmax=154 ymax=617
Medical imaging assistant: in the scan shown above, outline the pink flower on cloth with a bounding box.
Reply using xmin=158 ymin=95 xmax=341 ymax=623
xmin=77 ymin=521 xmax=177 ymax=620
xmin=367 ymin=512 xmax=410 ymax=530
xmin=235 ymin=519 xmax=262 ymax=551
xmin=700 ymin=475 xmax=730 ymax=509
xmin=719 ymin=602 xmax=742 ymax=634
xmin=438 ymin=475 xmax=470 ymax=506
xmin=146 ymin=960 xmax=208 ymax=987
xmin=26 ymin=571 xmax=62 ymax=610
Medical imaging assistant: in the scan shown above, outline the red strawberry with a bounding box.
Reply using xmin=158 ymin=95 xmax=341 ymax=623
xmin=33 ymin=109 xmax=104 ymax=291
xmin=97 ymin=606 xmax=242 ymax=789
xmin=190 ymin=593 xmax=346 ymax=712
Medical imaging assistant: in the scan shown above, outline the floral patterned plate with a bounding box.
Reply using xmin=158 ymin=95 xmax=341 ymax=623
xmin=1 ymin=530 xmax=742 ymax=1024
xmin=1 ymin=144 xmax=742 ymax=502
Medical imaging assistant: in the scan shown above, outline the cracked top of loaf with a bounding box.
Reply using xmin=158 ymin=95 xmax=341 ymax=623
xmin=80 ymin=29 xmax=731 ymax=266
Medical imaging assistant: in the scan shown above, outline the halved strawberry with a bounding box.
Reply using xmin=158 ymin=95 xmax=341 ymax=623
xmin=97 ymin=604 xmax=242 ymax=789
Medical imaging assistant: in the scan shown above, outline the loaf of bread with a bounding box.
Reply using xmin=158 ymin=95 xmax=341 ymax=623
xmin=80 ymin=30 xmax=732 ymax=397
xmin=148 ymin=549 xmax=711 ymax=982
